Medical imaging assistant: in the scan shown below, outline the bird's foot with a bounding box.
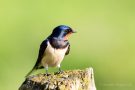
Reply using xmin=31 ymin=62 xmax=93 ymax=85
xmin=54 ymin=70 xmax=64 ymax=75
xmin=54 ymin=71 xmax=63 ymax=75
xmin=44 ymin=73 xmax=51 ymax=76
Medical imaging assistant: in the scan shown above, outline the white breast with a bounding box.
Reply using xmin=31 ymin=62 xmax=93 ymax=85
xmin=41 ymin=41 xmax=68 ymax=67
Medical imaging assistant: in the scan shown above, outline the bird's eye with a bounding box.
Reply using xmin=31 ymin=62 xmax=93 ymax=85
xmin=65 ymin=30 xmax=68 ymax=33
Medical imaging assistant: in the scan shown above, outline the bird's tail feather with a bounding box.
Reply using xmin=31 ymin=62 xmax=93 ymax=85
xmin=25 ymin=65 xmax=43 ymax=77
xmin=25 ymin=68 xmax=35 ymax=77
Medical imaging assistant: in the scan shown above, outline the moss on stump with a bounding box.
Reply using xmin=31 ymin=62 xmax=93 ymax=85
xmin=19 ymin=67 xmax=96 ymax=90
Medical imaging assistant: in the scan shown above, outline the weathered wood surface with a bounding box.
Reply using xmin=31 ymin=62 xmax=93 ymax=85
xmin=19 ymin=67 xmax=96 ymax=90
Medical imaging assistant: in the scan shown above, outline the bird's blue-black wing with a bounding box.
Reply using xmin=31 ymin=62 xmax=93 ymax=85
xmin=34 ymin=39 xmax=48 ymax=69
xmin=26 ymin=39 xmax=48 ymax=77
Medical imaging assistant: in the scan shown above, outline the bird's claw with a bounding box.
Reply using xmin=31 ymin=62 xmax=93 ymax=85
xmin=44 ymin=73 xmax=51 ymax=76
xmin=54 ymin=70 xmax=64 ymax=75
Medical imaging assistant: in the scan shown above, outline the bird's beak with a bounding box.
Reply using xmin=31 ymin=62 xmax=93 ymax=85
xmin=72 ymin=30 xmax=77 ymax=33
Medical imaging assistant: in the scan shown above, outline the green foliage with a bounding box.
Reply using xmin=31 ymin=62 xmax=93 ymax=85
xmin=0 ymin=0 xmax=135 ymax=90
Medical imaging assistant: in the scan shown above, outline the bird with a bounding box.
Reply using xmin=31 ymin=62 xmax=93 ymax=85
xmin=26 ymin=25 xmax=76 ymax=77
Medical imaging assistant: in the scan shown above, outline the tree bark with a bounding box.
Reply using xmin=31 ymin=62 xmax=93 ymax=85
xmin=19 ymin=67 xmax=96 ymax=90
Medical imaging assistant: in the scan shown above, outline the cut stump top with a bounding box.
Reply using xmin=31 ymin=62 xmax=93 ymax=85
xmin=19 ymin=67 xmax=96 ymax=90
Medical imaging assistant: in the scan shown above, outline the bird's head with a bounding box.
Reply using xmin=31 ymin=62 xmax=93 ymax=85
xmin=51 ymin=25 xmax=76 ymax=40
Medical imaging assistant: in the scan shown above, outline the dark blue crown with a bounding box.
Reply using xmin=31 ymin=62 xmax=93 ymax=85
xmin=57 ymin=25 xmax=70 ymax=30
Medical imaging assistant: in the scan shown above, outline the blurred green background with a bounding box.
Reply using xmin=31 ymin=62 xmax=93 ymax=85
xmin=0 ymin=0 xmax=135 ymax=90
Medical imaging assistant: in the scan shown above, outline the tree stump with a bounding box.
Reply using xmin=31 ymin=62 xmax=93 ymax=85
xmin=19 ymin=67 xmax=96 ymax=90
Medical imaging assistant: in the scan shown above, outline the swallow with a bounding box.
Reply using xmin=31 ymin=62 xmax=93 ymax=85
xmin=26 ymin=25 xmax=76 ymax=77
